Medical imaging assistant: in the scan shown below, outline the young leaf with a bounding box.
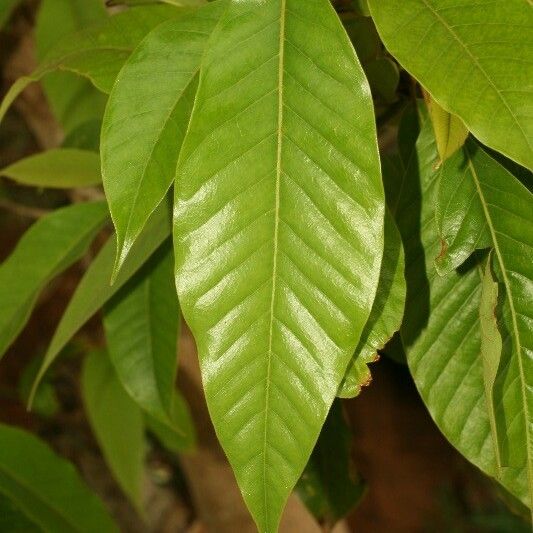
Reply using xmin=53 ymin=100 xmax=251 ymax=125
xmin=0 ymin=423 xmax=117 ymax=532
xmin=35 ymin=0 xmax=107 ymax=135
xmin=174 ymin=1 xmax=384 ymax=530
xmin=1 ymin=149 xmax=101 ymax=188
xmin=338 ymin=209 xmax=406 ymax=398
xmin=367 ymin=0 xmax=533 ymax=169
xmin=101 ymin=1 xmax=226 ymax=273
xmin=0 ymin=5 xmax=179 ymax=125
xmin=29 ymin=201 xmax=172 ymax=403
xmin=394 ymin=118 xmax=530 ymax=508
xmin=104 ymin=242 xmax=181 ymax=429
xmin=0 ymin=201 xmax=108 ymax=359
xmin=479 ymin=253 xmax=504 ymax=472
xmin=424 ymin=93 xmax=468 ymax=164
xmin=435 ymin=140 xmax=533 ymax=500
xmin=297 ymin=400 xmax=365 ymax=527
xmin=82 ymin=350 xmax=145 ymax=512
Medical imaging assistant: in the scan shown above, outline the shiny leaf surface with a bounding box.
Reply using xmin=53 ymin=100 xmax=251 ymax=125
xmin=104 ymin=243 xmax=180 ymax=428
xmin=102 ymin=1 xmax=226 ymax=272
xmin=1 ymin=149 xmax=101 ymax=188
xmin=339 ymin=209 xmax=406 ymax=398
xmin=368 ymin=0 xmax=533 ymax=169
xmin=174 ymin=0 xmax=384 ymax=530
xmin=395 ymin=118 xmax=529 ymax=507
xmin=0 ymin=424 xmax=117 ymax=532
xmin=435 ymin=140 xmax=533 ymax=501
xmin=0 ymin=201 xmax=108 ymax=359
xmin=82 ymin=350 xmax=145 ymax=511
xmin=30 ymin=202 xmax=172 ymax=403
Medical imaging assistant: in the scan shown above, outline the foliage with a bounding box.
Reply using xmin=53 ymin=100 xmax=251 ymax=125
xmin=0 ymin=0 xmax=531 ymax=531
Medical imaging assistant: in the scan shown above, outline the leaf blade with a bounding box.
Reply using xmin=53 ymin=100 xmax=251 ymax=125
xmin=0 ymin=201 xmax=108 ymax=359
xmin=0 ymin=424 xmax=117 ymax=532
xmin=101 ymin=1 xmax=226 ymax=272
xmin=367 ymin=0 xmax=533 ymax=169
xmin=1 ymin=149 xmax=101 ymax=188
xmin=174 ymin=0 xmax=384 ymax=529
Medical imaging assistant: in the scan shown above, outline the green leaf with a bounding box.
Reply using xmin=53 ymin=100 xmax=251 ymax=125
xmin=338 ymin=208 xmax=406 ymax=398
xmin=424 ymin=93 xmax=468 ymax=164
xmin=101 ymin=1 xmax=226 ymax=273
xmin=297 ymin=400 xmax=365 ymax=527
xmin=0 ymin=201 xmax=108 ymax=359
xmin=479 ymin=252 xmax=504 ymax=472
xmin=0 ymin=423 xmax=117 ymax=532
xmin=145 ymin=392 xmax=196 ymax=453
xmin=35 ymin=0 xmax=107 ymax=134
xmin=393 ymin=117 xmax=530 ymax=508
xmin=29 ymin=201 xmax=172 ymax=404
xmin=1 ymin=149 xmax=101 ymax=188
xmin=173 ymin=1 xmax=384 ymax=530
xmin=104 ymin=242 xmax=181 ymax=428
xmin=367 ymin=0 xmax=533 ymax=169
xmin=0 ymin=5 xmax=179 ymax=125
xmin=82 ymin=350 xmax=145 ymax=512
xmin=435 ymin=140 xmax=533 ymax=502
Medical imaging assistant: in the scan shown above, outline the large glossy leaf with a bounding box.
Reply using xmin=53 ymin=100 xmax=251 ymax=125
xmin=297 ymin=400 xmax=365 ymax=527
xmin=338 ymin=208 xmax=406 ymax=398
xmin=35 ymin=0 xmax=107 ymax=135
xmin=104 ymin=242 xmax=180 ymax=428
xmin=435 ymin=140 xmax=533 ymax=501
xmin=173 ymin=0 xmax=384 ymax=530
xmin=102 ymin=1 xmax=226 ymax=272
xmin=0 ymin=201 xmax=108 ymax=359
xmin=0 ymin=6 xmax=179 ymax=125
xmin=394 ymin=117 xmax=529 ymax=506
xmin=82 ymin=350 xmax=145 ymax=512
xmin=30 ymin=201 xmax=172 ymax=403
xmin=1 ymin=149 xmax=101 ymax=188
xmin=0 ymin=423 xmax=117 ymax=532
xmin=367 ymin=0 xmax=533 ymax=169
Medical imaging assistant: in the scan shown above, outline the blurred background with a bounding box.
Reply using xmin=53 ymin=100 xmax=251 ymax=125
xmin=0 ymin=1 xmax=529 ymax=531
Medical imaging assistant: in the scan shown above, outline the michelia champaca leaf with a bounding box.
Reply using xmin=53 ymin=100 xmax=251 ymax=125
xmin=0 ymin=6 xmax=179 ymax=125
xmin=338 ymin=208 xmax=406 ymax=398
xmin=0 ymin=424 xmax=117 ymax=532
xmin=435 ymin=140 xmax=533 ymax=499
xmin=394 ymin=117 xmax=530 ymax=507
xmin=1 ymin=149 xmax=101 ymax=188
xmin=104 ymin=243 xmax=181 ymax=429
xmin=173 ymin=0 xmax=384 ymax=530
xmin=101 ymin=1 xmax=226 ymax=273
xmin=30 ymin=201 xmax=172 ymax=404
xmin=0 ymin=201 xmax=108 ymax=359
xmin=367 ymin=0 xmax=533 ymax=169
xmin=82 ymin=350 xmax=145 ymax=512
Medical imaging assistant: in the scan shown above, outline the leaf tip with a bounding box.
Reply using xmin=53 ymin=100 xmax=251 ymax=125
xmin=111 ymin=237 xmax=133 ymax=285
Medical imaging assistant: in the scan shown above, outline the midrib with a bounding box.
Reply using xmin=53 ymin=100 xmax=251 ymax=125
xmin=263 ymin=0 xmax=286 ymax=529
xmin=466 ymin=152 xmax=533 ymax=507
